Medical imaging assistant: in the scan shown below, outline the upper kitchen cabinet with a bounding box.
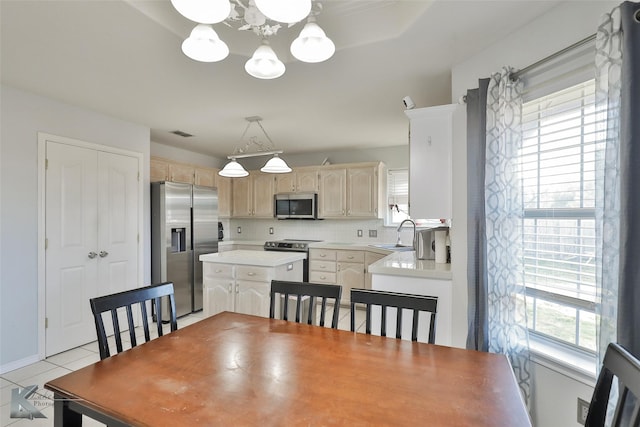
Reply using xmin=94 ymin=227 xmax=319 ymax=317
xmin=275 ymin=167 xmax=318 ymax=193
xmin=217 ymin=175 xmax=232 ymax=218
xmin=194 ymin=167 xmax=217 ymax=188
xmin=318 ymin=162 xmax=385 ymax=219
xmin=232 ymin=172 xmax=275 ymax=218
xmin=150 ymin=157 xmax=170 ymax=182
xmin=405 ymin=104 xmax=458 ymax=219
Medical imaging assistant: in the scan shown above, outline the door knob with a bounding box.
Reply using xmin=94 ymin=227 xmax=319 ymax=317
xmin=99 ymin=251 xmax=109 ymax=258
xmin=88 ymin=252 xmax=97 ymax=259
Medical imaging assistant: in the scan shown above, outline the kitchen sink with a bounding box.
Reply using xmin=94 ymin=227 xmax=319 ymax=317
xmin=368 ymin=243 xmax=414 ymax=252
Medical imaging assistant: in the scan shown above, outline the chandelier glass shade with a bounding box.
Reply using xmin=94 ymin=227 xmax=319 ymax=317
xmin=254 ymin=0 xmax=312 ymax=24
xmin=260 ymin=154 xmax=292 ymax=173
xmin=172 ymin=0 xmax=334 ymax=79
xmin=181 ymin=24 xmax=229 ymax=62
xmin=219 ymin=159 xmax=249 ymax=178
xmin=290 ymin=20 xmax=335 ymax=63
xmin=245 ymin=40 xmax=285 ymax=79
xmin=170 ymin=0 xmax=231 ymax=24
xmin=219 ymin=117 xmax=292 ymax=178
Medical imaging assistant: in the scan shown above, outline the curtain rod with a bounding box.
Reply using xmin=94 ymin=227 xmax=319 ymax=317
xmin=510 ymin=33 xmax=596 ymax=81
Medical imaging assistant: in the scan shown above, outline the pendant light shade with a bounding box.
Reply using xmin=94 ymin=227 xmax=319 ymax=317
xmin=245 ymin=40 xmax=285 ymax=79
xmin=254 ymin=0 xmax=311 ymax=24
xmin=218 ymin=159 xmax=249 ymax=178
xmin=182 ymin=24 xmax=229 ymax=62
xmin=171 ymin=0 xmax=231 ymax=24
xmin=261 ymin=154 xmax=292 ymax=173
xmin=290 ymin=21 xmax=335 ymax=63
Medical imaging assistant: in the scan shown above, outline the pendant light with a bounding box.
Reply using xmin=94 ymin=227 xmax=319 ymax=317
xmin=290 ymin=18 xmax=335 ymax=63
xmin=171 ymin=0 xmax=231 ymax=24
xmin=218 ymin=159 xmax=249 ymax=178
xmin=261 ymin=154 xmax=292 ymax=173
xmin=182 ymin=24 xmax=229 ymax=62
xmin=245 ymin=39 xmax=285 ymax=80
xmin=219 ymin=116 xmax=292 ymax=178
xmin=254 ymin=0 xmax=311 ymax=24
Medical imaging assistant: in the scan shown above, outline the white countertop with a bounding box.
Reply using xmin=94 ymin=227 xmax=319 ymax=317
xmin=368 ymin=251 xmax=452 ymax=280
xmin=200 ymin=250 xmax=306 ymax=267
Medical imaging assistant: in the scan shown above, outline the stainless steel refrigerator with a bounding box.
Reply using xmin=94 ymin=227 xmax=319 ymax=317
xmin=151 ymin=182 xmax=218 ymax=317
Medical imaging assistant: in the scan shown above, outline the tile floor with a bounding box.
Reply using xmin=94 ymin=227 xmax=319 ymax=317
xmin=1 ymin=306 xmax=364 ymax=427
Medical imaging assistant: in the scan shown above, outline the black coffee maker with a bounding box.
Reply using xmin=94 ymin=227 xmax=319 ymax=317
xmin=218 ymin=222 xmax=224 ymax=241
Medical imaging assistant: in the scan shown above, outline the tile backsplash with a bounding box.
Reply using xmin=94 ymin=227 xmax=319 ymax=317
xmin=221 ymin=218 xmax=412 ymax=245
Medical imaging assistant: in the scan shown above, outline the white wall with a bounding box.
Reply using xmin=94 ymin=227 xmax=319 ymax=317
xmin=151 ymin=141 xmax=224 ymax=169
xmin=0 ymin=85 xmax=150 ymax=371
xmin=449 ymin=2 xmax=617 ymax=426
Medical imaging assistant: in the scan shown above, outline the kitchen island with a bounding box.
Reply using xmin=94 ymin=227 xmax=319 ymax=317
xmin=200 ymin=250 xmax=305 ymax=318
xmin=368 ymin=251 xmax=452 ymax=346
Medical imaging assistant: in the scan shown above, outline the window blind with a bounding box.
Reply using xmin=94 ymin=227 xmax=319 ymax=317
xmin=387 ymin=169 xmax=409 ymax=224
xmin=521 ymin=79 xmax=598 ymax=306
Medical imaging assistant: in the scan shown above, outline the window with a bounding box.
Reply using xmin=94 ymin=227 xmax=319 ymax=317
xmin=520 ymin=79 xmax=598 ymax=354
xmin=386 ymin=169 xmax=409 ymax=226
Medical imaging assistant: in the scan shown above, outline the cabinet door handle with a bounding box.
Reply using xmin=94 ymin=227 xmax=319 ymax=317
xmin=88 ymin=251 xmax=97 ymax=259
xmin=320 ymin=254 xmax=326 ymax=258
xmin=347 ymin=255 xmax=354 ymax=259
xmin=320 ymin=275 xmax=326 ymax=280
xmin=235 ymin=285 xmax=239 ymax=294
xmin=228 ymin=284 xmax=232 ymax=293
xmin=99 ymin=251 xmax=109 ymax=258
xmin=320 ymin=265 xmax=326 ymax=269
xmin=247 ymin=272 xmax=255 ymax=276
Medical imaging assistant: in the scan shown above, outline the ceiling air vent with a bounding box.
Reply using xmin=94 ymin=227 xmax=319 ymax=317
xmin=171 ymin=130 xmax=193 ymax=138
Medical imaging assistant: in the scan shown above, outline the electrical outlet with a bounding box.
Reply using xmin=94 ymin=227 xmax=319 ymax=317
xmin=577 ymin=397 xmax=590 ymax=425
xmin=269 ymin=227 xmax=274 ymax=235
xmin=237 ymin=226 xmax=242 ymax=234
xmin=369 ymin=230 xmax=377 ymax=238
xmin=357 ymin=229 xmax=363 ymax=237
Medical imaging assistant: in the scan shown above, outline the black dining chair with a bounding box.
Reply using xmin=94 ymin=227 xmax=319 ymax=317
xmin=89 ymin=282 xmax=178 ymax=360
xmin=585 ymin=342 xmax=640 ymax=427
xmin=269 ymin=280 xmax=342 ymax=328
xmin=350 ymin=288 xmax=438 ymax=344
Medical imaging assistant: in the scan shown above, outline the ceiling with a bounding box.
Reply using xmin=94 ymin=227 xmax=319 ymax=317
xmin=1 ymin=0 xmax=563 ymax=160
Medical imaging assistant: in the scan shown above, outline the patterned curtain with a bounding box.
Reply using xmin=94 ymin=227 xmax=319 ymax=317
xmin=594 ymin=4 xmax=622 ymax=369
xmin=485 ymin=67 xmax=531 ymax=404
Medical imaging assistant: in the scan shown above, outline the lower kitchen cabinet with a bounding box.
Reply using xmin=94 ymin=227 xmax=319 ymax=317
xmin=310 ymin=249 xmax=366 ymax=303
xmin=202 ymin=253 xmax=303 ymax=318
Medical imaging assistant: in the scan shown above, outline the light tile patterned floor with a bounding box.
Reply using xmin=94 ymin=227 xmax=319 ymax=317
xmin=1 ymin=307 xmax=364 ymax=426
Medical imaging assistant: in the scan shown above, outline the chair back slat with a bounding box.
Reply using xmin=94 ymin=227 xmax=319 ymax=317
xmin=350 ymin=288 xmax=438 ymax=344
xmin=90 ymin=282 xmax=178 ymax=360
xmin=269 ymin=280 xmax=342 ymax=329
xmin=586 ymin=342 xmax=640 ymax=427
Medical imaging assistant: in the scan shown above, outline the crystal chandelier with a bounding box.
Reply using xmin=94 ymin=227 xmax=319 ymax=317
xmin=171 ymin=0 xmax=335 ymax=79
xmin=219 ymin=116 xmax=292 ymax=178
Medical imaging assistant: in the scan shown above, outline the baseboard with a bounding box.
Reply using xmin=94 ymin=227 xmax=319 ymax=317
xmin=0 ymin=354 xmax=40 ymax=375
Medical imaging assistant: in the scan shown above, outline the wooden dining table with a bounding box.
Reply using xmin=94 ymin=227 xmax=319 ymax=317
xmin=45 ymin=311 xmax=531 ymax=426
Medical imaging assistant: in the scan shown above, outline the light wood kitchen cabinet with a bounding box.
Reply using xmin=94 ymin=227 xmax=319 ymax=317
xmin=202 ymin=254 xmax=304 ymax=318
xmin=195 ymin=167 xmax=216 ymax=187
xmin=347 ymin=166 xmax=379 ymax=217
xmin=318 ymin=168 xmax=347 ymax=217
xmin=168 ymin=162 xmax=195 ymax=184
xmin=405 ymin=104 xmax=458 ymax=219
xmin=276 ymin=167 xmax=319 ymax=193
xmin=203 ymin=264 xmax=271 ymax=318
xmin=217 ymin=175 xmax=232 ymax=218
xmin=318 ymin=163 xmax=385 ymax=219
xmin=150 ymin=157 xmax=170 ymax=182
xmin=309 ymin=248 xmax=366 ymax=303
xmin=232 ymin=172 xmax=275 ymax=218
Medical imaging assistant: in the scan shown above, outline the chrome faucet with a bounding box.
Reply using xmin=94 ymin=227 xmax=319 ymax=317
xmin=396 ymin=219 xmax=416 ymax=249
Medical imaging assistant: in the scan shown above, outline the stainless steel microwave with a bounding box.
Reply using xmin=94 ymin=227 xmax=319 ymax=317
xmin=274 ymin=193 xmax=318 ymax=219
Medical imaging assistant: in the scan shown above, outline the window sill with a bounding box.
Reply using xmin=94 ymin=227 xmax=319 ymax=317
xmin=528 ymin=335 xmax=597 ymax=387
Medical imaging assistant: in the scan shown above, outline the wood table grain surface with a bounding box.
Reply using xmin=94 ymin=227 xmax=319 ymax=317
xmin=45 ymin=311 xmax=531 ymax=426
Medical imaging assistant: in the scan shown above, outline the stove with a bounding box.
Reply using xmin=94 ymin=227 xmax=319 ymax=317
xmin=263 ymin=239 xmax=322 ymax=281
xmin=263 ymin=239 xmax=321 ymax=252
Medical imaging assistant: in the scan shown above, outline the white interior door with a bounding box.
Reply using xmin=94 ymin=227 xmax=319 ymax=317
xmin=45 ymin=142 xmax=99 ymax=356
xmin=45 ymin=140 xmax=140 ymax=356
